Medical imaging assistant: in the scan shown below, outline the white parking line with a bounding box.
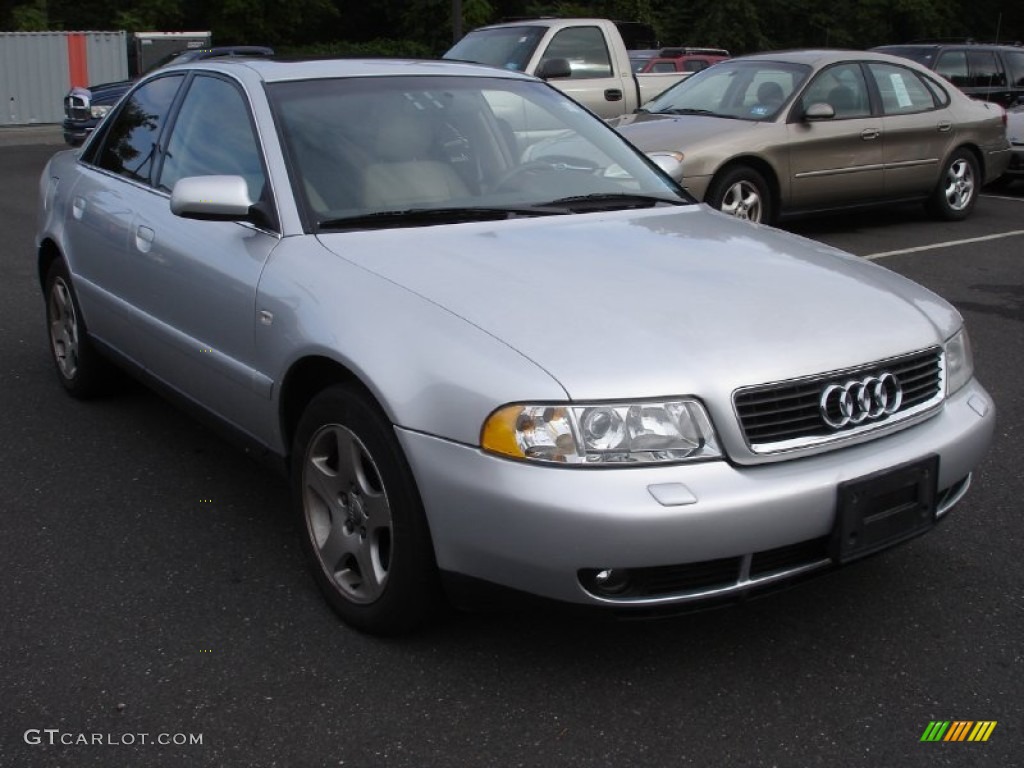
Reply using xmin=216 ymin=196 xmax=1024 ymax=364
xmin=864 ymin=229 xmax=1024 ymax=260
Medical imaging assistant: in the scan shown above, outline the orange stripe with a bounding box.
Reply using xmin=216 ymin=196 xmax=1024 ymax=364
xmin=67 ymin=34 xmax=88 ymax=87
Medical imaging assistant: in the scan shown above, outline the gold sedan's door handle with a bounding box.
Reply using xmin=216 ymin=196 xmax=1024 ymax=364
xmin=860 ymin=128 xmax=881 ymax=140
xmin=938 ymin=121 xmax=953 ymax=132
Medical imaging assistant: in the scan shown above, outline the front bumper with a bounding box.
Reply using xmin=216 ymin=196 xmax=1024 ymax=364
xmin=398 ymin=378 xmax=994 ymax=608
xmin=61 ymin=118 xmax=97 ymax=147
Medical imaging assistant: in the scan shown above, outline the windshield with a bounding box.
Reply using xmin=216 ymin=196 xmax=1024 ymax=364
xmin=444 ymin=27 xmax=546 ymax=71
xmin=642 ymin=60 xmax=812 ymax=121
xmin=268 ymin=75 xmax=688 ymax=231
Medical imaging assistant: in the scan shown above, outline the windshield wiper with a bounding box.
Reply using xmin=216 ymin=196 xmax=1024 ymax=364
xmin=317 ymin=205 xmax=569 ymax=231
xmin=656 ymin=108 xmax=745 ymax=120
xmin=542 ymin=193 xmax=686 ymax=212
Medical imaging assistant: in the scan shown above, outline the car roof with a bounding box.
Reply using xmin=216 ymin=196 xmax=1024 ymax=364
xmin=875 ymin=41 xmax=1023 ymax=51
xmin=734 ymin=49 xmax=918 ymax=67
xmin=165 ymin=57 xmax=538 ymax=83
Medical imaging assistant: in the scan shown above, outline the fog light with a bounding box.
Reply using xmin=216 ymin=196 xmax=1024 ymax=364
xmin=584 ymin=568 xmax=631 ymax=596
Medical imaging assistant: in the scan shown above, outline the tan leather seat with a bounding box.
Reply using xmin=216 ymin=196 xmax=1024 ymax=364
xmin=362 ymin=106 xmax=468 ymax=207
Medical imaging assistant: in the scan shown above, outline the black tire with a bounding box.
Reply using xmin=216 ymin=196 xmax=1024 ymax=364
xmin=44 ymin=259 xmax=114 ymax=398
xmin=291 ymin=384 xmax=441 ymax=635
xmin=927 ymin=149 xmax=979 ymax=221
xmin=706 ymin=166 xmax=774 ymax=224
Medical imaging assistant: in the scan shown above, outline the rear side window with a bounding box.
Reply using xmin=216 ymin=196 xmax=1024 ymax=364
xmin=540 ymin=27 xmax=612 ymax=79
xmin=1006 ymin=51 xmax=1024 ymax=87
xmin=967 ymin=51 xmax=1005 ymax=87
xmin=650 ymin=61 xmax=678 ymax=73
xmin=800 ymin=63 xmax=871 ymax=119
xmin=95 ymin=75 xmax=184 ymax=183
xmin=867 ymin=63 xmax=937 ymax=115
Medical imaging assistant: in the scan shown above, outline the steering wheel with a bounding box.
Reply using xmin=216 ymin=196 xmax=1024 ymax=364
xmin=491 ymin=155 xmax=601 ymax=192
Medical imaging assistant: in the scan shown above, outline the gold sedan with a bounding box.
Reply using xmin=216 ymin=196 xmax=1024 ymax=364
xmin=612 ymin=49 xmax=1011 ymax=224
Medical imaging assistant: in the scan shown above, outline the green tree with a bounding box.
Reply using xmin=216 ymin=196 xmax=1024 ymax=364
xmin=11 ymin=0 xmax=48 ymax=29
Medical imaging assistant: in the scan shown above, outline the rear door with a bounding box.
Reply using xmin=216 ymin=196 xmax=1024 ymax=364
xmin=865 ymin=62 xmax=952 ymax=198
xmin=66 ymin=74 xmax=186 ymax=360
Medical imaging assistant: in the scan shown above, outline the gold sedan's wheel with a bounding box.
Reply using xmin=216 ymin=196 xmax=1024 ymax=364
xmin=929 ymin=149 xmax=979 ymax=221
xmin=708 ymin=166 xmax=774 ymax=225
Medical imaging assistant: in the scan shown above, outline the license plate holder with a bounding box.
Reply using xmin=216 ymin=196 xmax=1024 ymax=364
xmin=832 ymin=455 xmax=939 ymax=564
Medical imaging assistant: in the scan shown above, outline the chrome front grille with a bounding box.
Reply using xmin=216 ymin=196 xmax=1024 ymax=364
xmin=734 ymin=347 xmax=943 ymax=453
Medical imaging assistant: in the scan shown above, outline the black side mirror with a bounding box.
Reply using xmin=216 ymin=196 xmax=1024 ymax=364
xmin=536 ymin=58 xmax=572 ymax=80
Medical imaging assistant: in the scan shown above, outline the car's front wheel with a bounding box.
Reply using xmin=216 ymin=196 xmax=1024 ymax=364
xmin=928 ymin=149 xmax=979 ymax=221
xmin=706 ymin=166 xmax=773 ymax=224
xmin=291 ymin=384 xmax=441 ymax=635
xmin=44 ymin=259 xmax=113 ymax=398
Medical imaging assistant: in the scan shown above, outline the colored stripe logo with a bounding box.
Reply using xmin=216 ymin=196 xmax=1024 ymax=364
xmin=920 ymin=721 xmax=997 ymax=742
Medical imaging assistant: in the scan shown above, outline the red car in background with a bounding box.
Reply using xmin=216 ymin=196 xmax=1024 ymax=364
xmin=630 ymin=47 xmax=730 ymax=74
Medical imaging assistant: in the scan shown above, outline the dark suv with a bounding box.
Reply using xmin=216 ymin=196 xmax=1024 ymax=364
xmin=873 ymin=42 xmax=1024 ymax=108
xmin=62 ymin=46 xmax=274 ymax=146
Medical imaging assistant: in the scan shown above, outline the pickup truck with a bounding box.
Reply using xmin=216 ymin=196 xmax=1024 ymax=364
xmin=443 ymin=18 xmax=690 ymax=119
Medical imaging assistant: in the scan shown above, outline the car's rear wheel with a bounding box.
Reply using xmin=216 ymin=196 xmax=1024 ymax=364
xmin=707 ymin=166 xmax=773 ymax=224
xmin=44 ymin=260 xmax=113 ymax=398
xmin=928 ymin=149 xmax=979 ymax=221
xmin=291 ymin=384 xmax=441 ymax=635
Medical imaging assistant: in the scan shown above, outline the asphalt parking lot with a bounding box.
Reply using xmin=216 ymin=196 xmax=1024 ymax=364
xmin=1 ymin=139 xmax=1021 ymax=768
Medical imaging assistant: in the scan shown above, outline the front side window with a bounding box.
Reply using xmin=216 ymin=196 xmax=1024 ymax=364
xmin=799 ymin=63 xmax=871 ymax=118
xmin=540 ymin=27 xmax=612 ymax=79
xmin=95 ymin=75 xmax=184 ymax=183
xmin=158 ymin=75 xmax=266 ymax=202
xmin=867 ymin=63 xmax=938 ymax=114
xmin=935 ymin=50 xmax=969 ymax=87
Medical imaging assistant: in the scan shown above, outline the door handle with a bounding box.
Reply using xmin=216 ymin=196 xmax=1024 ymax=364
xmin=135 ymin=225 xmax=155 ymax=254
xmin=860 ymin=128 xmax=880 ymax=140
xmin=604 ymin=88 xmax=623 ymax=102
xmin=937 ymin=121 xmax=952 ymax=132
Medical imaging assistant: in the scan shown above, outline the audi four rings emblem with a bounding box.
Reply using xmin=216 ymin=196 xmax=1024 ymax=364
xmin=819 ymin=373 xmax=903 ymax=429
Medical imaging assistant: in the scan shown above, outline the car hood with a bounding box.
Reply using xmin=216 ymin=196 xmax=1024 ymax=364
xmin=317 ymin=206 xmax=959 ymax=401
xmin=609 ymin=112 xmax=765 ymax=151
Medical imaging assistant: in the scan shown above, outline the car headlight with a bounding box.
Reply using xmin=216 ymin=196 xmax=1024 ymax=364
xmin=481 ymin=399 xmax=722 ymax=465
xmin=944 ymin=328 xmax=974 ymax=395
xmin=645 ymin=151 xmax=685 ymax=180
xmin=90 ymin=105 xmax=111 ymax=119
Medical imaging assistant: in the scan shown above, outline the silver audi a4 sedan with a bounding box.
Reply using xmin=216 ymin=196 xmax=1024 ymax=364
xmin=36 ymin=58 xmax=995 ymax=634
